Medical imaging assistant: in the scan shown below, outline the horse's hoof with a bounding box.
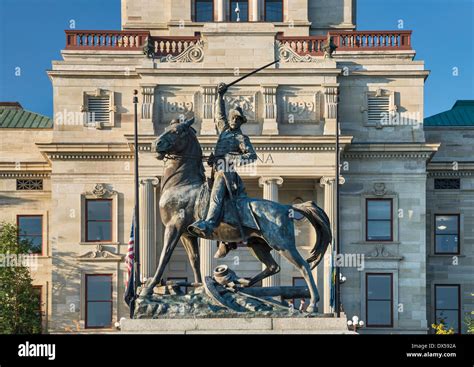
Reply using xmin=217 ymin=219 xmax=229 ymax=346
xmin=139 ymin=286 xmax=154 ymax=297
xmin=306 ymin=304 xmax=317 ymax=314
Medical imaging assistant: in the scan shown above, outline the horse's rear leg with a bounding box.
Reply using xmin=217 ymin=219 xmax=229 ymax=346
xmin=246 ymin=239 xmax=281 ymax=287
xmin=180 ymin=234 xmax=202 ymax=284
xmin=279 ymin=247 xmax=320 ymax=313
xmin=141 ymin=225 xmax=182 ymax=296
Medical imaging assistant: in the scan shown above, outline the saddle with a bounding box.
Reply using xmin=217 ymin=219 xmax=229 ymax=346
xmin=194 ymin=180 xmax=260 ymax=231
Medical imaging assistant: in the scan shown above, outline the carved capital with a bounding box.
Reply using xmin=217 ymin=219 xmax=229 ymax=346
xmin=259 ymin=176 xmax=284 ymax=188
xmin=319 ymin=176 xmax=336 ymax=187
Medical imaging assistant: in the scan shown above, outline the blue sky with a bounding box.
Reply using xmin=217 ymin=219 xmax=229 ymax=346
xmin=0 ymin=0 xmax=473 ymax=118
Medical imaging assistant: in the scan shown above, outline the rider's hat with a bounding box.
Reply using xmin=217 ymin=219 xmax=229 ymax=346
xmin=229 ymin=106 xmax=247 ymax=124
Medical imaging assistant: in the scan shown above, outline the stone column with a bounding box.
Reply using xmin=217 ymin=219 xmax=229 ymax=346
xmin=200 ymin=239 xmax=216 ymax=278
xmin=217 ymin=0 xmax=225 ymax=21
xmin=139 ymin=178 xmax=159 ymax=281
xmin=262 ymin=85 xmax=279 ymax=135
xmin=250 ymin=0 xmax=260 ymax=21
xmin=140 ymin=86 xmax=155 ymax=134
xmin=259 ymin=176 xmax=284 ymax=287
xmin=323 ymin=85 xmax=339 ymax=135
xmin=201 ymin=85 xmax=217 ymax=135
xmin=319 ymin=177 xmax=336 ymax=313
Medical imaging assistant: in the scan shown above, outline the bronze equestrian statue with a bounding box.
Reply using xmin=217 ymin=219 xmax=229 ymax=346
xmin=141 ymin=83 xmax=332 ymax=314
xmin=188 ymin=82 xmax=257 ymax=258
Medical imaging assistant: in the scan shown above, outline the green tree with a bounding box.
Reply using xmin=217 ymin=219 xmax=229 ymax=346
xmin=464 ymin=293 xmax=474 ymax=335
xmin=0 ymin=222 xmax=42 ymax=334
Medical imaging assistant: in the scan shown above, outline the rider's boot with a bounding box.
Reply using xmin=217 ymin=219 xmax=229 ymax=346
xmin=188 ymin=175 xmax=225 ymax=238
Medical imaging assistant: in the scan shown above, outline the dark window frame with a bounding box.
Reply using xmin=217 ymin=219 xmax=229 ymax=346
xmin=16 ymin=179 xmax=44 ymax=191
xmin=229 ymin=0 xmax=250 ymax=22
xmin=264 ymin=0 xmax=284 ymax=22
xmin=85 ymin=274 xmax=113 ymax=329
xmin=32 ymin=285 xmax=44 ymax=317
xmin=85 ymin=199 xmax=113 ymax=243
xmin=194 ymin=0 xmax=215 ymax=22
xmin=17 ymin=214 xmax=43 ymax=255
xmin=434 ymin=214 xmax=460 ymax=255
xmin=365 ymin=273 xmax=394 ymax=328
xmin=365 ymin=198 xmax=393 ymax=242
xmin=434 ymin=284 xmax=461 ymax=334
xmin=434 ymin=178 xmax=460 ymax=190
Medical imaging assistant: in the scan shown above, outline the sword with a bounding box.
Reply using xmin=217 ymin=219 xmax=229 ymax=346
xmin=226 ymin=59 xmax=280 ymax=89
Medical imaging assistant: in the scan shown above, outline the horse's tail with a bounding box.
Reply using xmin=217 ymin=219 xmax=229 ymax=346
xmin=292 ymin=201 xmax=332 ymax=270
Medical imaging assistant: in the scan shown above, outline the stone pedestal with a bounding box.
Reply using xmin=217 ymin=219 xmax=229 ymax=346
xmin=120 ymin=315 xmax=354 ymax=334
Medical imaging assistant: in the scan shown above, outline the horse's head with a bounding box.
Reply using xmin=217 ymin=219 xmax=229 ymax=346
xmin=154 ymin=117 xmax=197 ymax=160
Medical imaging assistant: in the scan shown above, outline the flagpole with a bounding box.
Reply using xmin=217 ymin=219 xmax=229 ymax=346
xmin=133 ymin=90 xmax=141 ymax=298
xmin=335 ymin=89 xmax=341 ymax=318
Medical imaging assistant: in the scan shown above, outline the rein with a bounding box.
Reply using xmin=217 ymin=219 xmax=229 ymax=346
xmin=163 ymin=153 xmax=208 ymax=162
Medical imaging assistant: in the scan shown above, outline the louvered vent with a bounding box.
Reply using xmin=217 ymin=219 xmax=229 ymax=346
xmin=87 ymin=97 xmax=110 ymax=124
xmin=368 ymin=96 xmax=390 ymax=124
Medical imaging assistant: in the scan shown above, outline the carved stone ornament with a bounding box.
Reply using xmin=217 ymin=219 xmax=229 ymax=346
xmin=87 ymin=183 xmax=115 ymax=198
xmin=76 ymin=245 xmax=123 ymax=262
xmin=161 ymin=40 xmax=204 ymax=63
xmin=373 ymin=182 xmax=386 ymax=196
xmin=366 ymin=245 xmax=403 ymax=261
xmin=276 ymin=41 xmax=319 ymax=63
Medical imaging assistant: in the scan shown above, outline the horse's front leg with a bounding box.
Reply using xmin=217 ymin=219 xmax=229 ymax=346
xmin=141 ymin=224 xmax=182 ymax=296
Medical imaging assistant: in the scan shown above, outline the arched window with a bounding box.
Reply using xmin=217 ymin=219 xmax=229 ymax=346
xmin=230 ymin=0 xmax=249 ymax=22
xmin=264 ymin=0 xmax=283 ymax=22
xmin=194 ymin=0 xmax=214 ymax=22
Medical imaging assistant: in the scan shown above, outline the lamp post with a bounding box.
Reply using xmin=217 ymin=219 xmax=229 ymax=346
xmin=347 ymin=315 xmax=364 ymax=332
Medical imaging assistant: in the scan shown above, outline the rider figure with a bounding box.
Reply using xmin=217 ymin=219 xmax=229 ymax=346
xmin=188 ymin=82 xmax=257 ymax=258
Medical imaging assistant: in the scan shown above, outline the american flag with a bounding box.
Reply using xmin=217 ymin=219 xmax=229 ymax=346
xmin=125 ymin=216 xmax=135 ymax=285
xmin=124 ymin=213 xmax=136 ymax=308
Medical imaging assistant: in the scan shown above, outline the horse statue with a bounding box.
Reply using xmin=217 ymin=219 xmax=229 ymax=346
xmin=141 ymin=117 xmax=332 ymax=313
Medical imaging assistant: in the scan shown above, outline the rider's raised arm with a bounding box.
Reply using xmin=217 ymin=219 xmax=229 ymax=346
xmin=238 ymin=135 xmax=257 ymax=165
xmin=215 ymin=83 xmax=229 ymax=133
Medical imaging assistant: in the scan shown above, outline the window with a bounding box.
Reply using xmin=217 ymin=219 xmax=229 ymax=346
xmin=434 ymin=178 xmax=460 ymax=190
xmin=17 ymin=215 xmax=43 ymax=254
xmin=16 ymin=179 xmax=43 ymax=191
xmin=366 ymin=199 xmax=393 ymax=241
xmin=434 ymin=215 xmax=460 ymax=254
xmin=194 ymin=0 xmax=214 ymax=22
xmin=86 ymin=199 xmax=112 ymax=242
xmin=264 ymin=0 xmax=283 ymax=22
xmin=368 ymin=95 xmax=390 ymax=125
xmin=434 ymin=285 xmax=460 ymax=333
xmin=32 ymin=286 xmax=43 ymax=331
xmin=366 ymin=273 xmax=393 ymax=327
xmin=82 ymin=89 xmax=115 ymax=129
xmin=85 ymin=275 xmax=113 ymax=328
xmin=292 ymin=277 xmax=306 ymax=310
xmin=230 ymin=0 xmax=249 ymax=22
xmin=87 ymin=96 xmax=110 ymax=125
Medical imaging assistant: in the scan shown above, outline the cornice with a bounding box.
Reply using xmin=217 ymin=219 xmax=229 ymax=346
xmin=343 ymin=143 xmax=439 ymax=160
xmin=126 ymin=134 xmax=354 ymax=153
xmin=0 ymin=162 xmax=51 ymax=177
xmin=36 ymin=143 xmax=134 ymax=161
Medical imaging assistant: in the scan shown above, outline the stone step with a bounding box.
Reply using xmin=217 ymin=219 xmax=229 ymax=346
xmin=120 ymin=317 xmax=355 ymax=334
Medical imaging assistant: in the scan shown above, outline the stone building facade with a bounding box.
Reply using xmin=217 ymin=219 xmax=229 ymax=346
xmin=0 ymin=0 xmax=471 ymax=333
